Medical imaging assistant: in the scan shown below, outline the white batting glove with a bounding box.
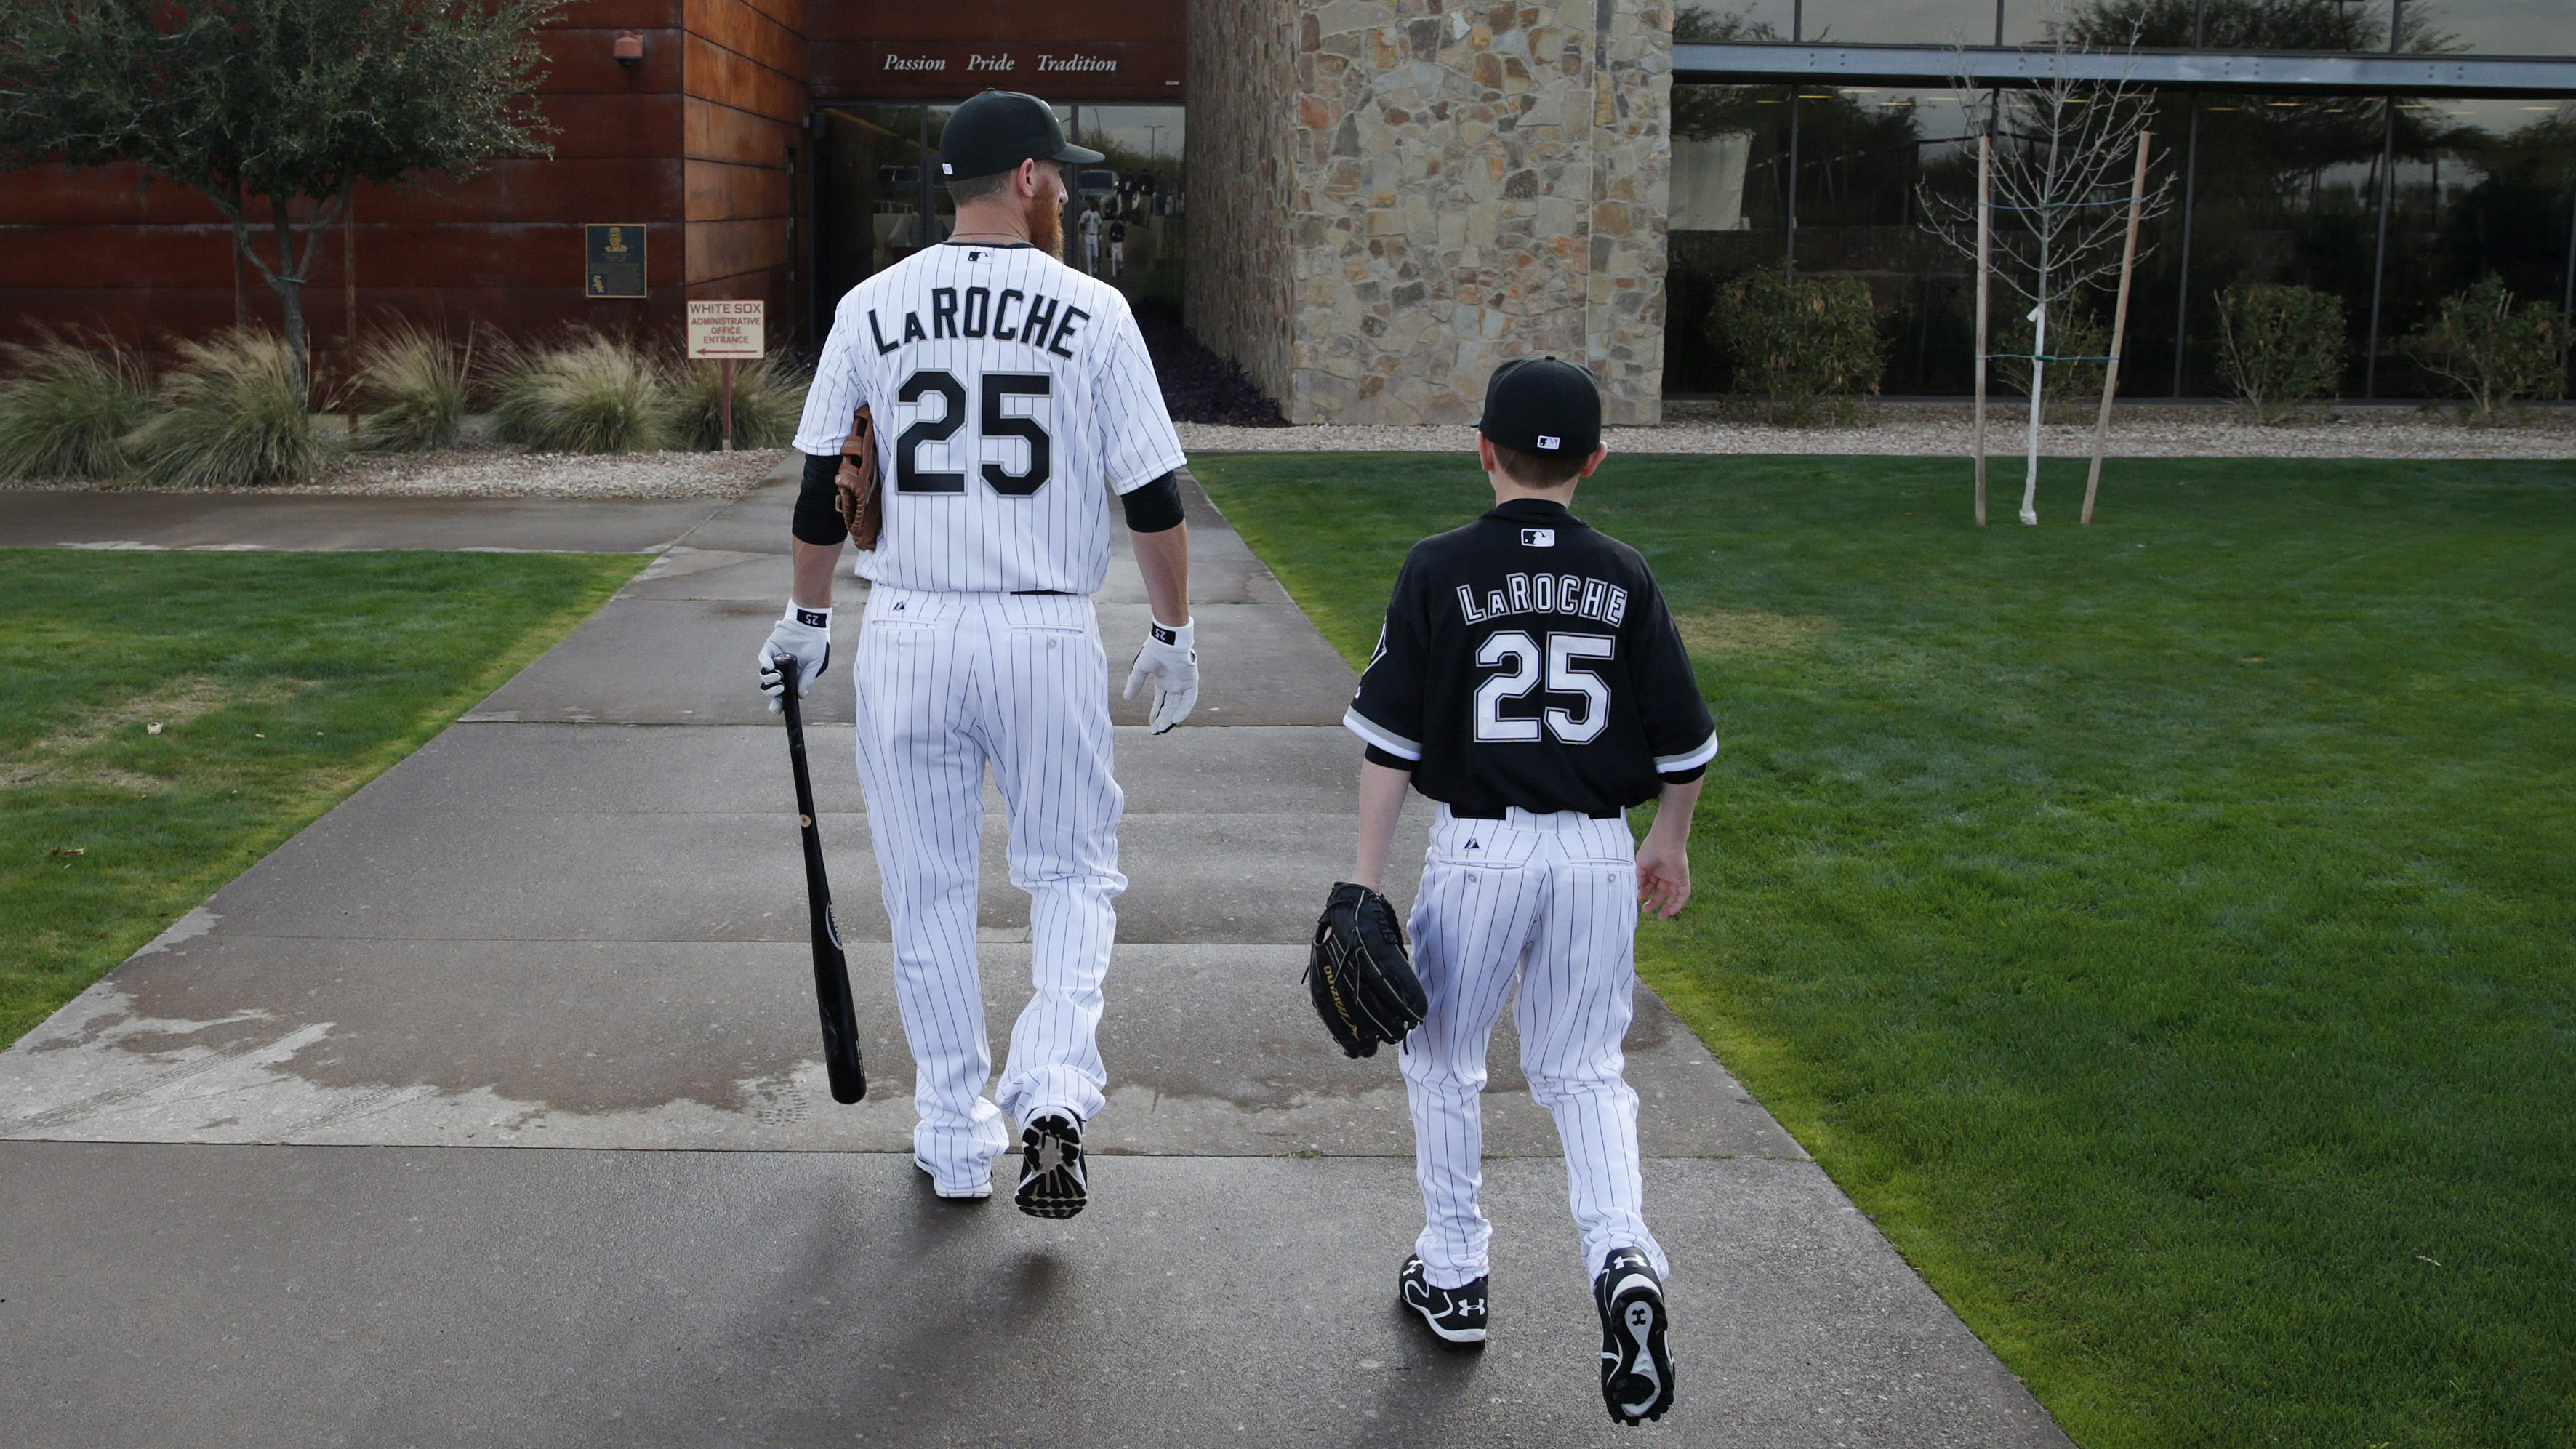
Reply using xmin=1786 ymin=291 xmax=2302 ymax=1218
xmin=756 ymin=603 xmax=831 ymax=712
xmin=1123 ymin=617 xmax=1198 ymax=734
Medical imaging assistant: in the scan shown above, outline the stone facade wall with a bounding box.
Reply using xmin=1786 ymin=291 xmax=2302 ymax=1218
xmin=1189 ymin=0 xmax=1671 ymax=424
xmin=1184 ymin=0 xmax=1301 ymax=406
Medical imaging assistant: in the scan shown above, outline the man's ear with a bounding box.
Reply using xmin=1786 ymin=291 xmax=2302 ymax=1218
xmin=1476 ymin=433 xmax=1497 ymax=475
xmin=1580 ymin=442 xmax=1609 ymax=479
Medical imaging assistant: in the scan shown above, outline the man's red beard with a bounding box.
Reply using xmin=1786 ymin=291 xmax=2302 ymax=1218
xmin=1027 ymin=193 xmax=1064 ymax=259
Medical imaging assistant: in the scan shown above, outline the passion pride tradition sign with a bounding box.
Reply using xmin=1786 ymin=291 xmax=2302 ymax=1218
xmin=819 ymin=40 xmax=1182 ymax=99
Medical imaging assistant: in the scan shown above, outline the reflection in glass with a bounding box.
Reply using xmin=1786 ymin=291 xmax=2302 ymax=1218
xmin=809 ymin=103 xmax=1192 ymax=337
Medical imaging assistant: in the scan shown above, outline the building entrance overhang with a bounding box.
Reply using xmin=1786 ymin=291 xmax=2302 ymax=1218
xmin=1673 ymin=41 xmax=2576 ymax=98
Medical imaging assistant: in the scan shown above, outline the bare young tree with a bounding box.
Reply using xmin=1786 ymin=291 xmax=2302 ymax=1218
xmin=1919 ymin=28 xmax=2173 ymax=524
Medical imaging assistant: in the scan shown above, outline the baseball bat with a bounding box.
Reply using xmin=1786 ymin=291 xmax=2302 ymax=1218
xmin=777 ymin=654 xmax=865 ymax=1104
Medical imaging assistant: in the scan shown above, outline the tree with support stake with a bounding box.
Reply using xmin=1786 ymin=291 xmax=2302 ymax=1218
xmin=1922 ymin=33 xmax=2172 ymax=525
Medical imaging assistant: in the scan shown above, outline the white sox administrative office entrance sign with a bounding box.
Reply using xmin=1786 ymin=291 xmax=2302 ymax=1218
xmin=688 ymin=300 xmax=766 ymax=450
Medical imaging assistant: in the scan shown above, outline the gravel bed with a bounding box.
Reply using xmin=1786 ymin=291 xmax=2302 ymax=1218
xmin=8 ymin=447 xmax=793 ymax=499
xmin=13 ymin=409 xmax=2567 ymax=503
xmin=1181 ymin=406 xmax=2576 ymax=461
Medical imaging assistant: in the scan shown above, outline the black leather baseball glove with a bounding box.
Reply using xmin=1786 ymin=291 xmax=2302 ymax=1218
xmin=1307 ymin=882 xmax=1428 ymax=1058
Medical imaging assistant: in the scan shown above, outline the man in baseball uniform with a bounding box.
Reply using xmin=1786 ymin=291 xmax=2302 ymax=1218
xmin=1343 ymin=358 xmax=1714 ymax=1424
xmin=1078 ymin=204 xmax=1102 ymax=276
xmin=757 ymin=89 xmax=1200 ymax=1219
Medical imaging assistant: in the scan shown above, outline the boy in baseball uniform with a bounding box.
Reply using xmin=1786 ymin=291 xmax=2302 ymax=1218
xmin=1343 ymin=357 xmax=1714 ymax=1424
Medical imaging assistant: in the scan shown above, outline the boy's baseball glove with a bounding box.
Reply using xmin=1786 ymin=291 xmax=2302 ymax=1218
xmin=835 ymin=404 xmax=880 ymax=550
xmin=1306 ymin=882 xmax=1427 ymax=1058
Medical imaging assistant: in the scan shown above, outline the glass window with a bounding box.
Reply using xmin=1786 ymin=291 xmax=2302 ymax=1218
xmin=810 ymin=103 xmax=1190 ymax=334
xmin=1066 ymin=105 xmax=1189 ymax=318
xmin=1668 ymin=84 xmax=1977 ymax=396
xmin=2405 ymin=1 xmax=2576 ymax=57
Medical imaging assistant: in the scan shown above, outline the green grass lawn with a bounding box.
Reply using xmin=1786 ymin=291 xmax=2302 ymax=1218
xmin=1196 ymin=453 xmax=2576 ymax=1448
xmin=0 ymin=549 xmax=641 ymax=1048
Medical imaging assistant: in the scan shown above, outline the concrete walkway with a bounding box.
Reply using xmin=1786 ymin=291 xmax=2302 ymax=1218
xmin=0 ymin=472 xmax=2071 ymax=1447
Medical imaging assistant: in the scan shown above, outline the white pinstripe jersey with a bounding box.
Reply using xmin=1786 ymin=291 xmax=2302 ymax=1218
xmin=793 ymin=241 xmax=1186 ymax=595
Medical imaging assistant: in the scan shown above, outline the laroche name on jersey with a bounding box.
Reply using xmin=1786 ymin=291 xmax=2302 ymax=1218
xmin=859 ymin=282 xmax=1094 ymax=360
xmin=1452 ymin=571 xmax=1631 ymax=628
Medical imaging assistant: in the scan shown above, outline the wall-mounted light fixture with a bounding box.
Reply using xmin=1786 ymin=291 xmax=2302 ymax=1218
xmin=613 ymin=31 xmax=644 ymax=68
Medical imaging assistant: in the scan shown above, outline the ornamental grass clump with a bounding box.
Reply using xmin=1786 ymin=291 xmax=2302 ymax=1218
xmin=2215 ymin=284 xmax=2347 ymax=424
xmin=2402 ymin=275 xmax=2567 ymax=423
xmin=0 ymin=328 xmax=153 ymax=479
xmin=351 ymin=321 xmax=472 ymax=451
xmin=1708 ymin=267 xmax=1886 ymax=425
xmin=122 ymin=329 xmax=321 ymax=486
xmin=489 ymin=332 xmax=673 ymax=454
xmin=668 ymin=352 xmax=808 ymax=450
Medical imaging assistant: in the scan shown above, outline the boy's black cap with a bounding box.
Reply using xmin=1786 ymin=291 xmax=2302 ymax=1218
xmin=1476 ymin=356 xmax=1601 ymax=458
xmin=937 ymin=90 xmax=1102 ymax=181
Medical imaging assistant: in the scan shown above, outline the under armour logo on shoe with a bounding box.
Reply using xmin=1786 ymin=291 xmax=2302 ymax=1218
xmin=1464 ymin=840 xmax=1480 ymax=850
xmin=893 ymin=601 xmax=907 ymax=611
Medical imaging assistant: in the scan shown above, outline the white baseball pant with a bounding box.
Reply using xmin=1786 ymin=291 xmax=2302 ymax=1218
xmin=1401 ymin=804 xmax=1670 ymax=1289
xmin=852 ymin=587 xmax=1126 ymax=1190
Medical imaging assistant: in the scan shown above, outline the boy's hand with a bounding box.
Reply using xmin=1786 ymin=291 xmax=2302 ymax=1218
xmin=1636 ymin=834 xmax=1691 ymax=920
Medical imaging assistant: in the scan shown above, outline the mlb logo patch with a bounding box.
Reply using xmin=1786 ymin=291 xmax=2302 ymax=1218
xmin=1521 ymin=528 xmax=1557 ymax=547
xmin=1536 ymin=434 xmax=1562 ymax=451
xmin=941 ymin=163 xmax=953 ymax=174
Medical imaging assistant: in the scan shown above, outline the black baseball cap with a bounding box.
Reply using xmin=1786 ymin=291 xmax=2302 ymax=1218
xmin=1477 ymin=356 xmax=1601 ymax=458
xmin=937 ymin=90 xmax=1102 ymax=182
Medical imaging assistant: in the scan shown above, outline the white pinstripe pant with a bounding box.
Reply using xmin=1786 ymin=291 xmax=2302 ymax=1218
xmin=852 ymin=587 xmax=1126 ymax=1188
xmin=1402 ymin=805 xmax=1670 ymax=1290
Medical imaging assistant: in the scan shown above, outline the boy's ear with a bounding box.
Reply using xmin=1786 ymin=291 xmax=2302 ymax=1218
xmin=1580 ymin=443 xmax=1609 ymax=480
xmin=1476 ymin=433 xmax=1497 ymax=475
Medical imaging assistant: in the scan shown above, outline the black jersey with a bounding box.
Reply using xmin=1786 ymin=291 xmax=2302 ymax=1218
xmin=1344 ymin=497 xmax=1717 ymax=818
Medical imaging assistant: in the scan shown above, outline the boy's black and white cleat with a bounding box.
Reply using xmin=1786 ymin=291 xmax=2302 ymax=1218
xmin=1014 ymin=1112 xmax=1088 ymax=1219
xmin=1595 ymin=1248 xmax=1674 ymax=1424
xmin=1400 ymin=1253 xmax=1489 ymax=1346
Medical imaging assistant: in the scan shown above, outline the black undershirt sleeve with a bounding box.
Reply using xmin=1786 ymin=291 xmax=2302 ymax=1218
xmin=1121 ymin=468 xmax=1187 ymax=534
xmin=791 ymin=450 xmax=848 ymax=547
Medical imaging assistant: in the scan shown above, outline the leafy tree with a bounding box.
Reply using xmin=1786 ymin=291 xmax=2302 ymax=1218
xmin=0 ymin=0 xmax=563 ymax=403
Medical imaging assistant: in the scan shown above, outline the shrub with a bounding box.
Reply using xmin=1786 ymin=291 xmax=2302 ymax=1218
xmin=1995 ymin=301 xmax=2111 ymax=413
xmin=2214 ymin=284 xmax=2347 ymax=424
xmin=489 ymin=332 xmax=674 ymax=453
xmin=667 ymin=352 xmax=808 ymax=450
xmin=122 ymin=330 xmax=321 ymax=486
xmin=2401 ymin=275 xmax=2567 ymax=422
xmin=1707 ymin=268 xmax=1885 ymax=425
xmin=0 ymin=327 xmax=154 ymax=479
xmin=351 ymin=321 xmax=471 ymax=451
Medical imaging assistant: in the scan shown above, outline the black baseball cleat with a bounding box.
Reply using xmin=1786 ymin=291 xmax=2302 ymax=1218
xmin=1014 ymin=1112 xmax=1088 ymax=1219
xmin=1595 ymin=1248 xmax=1674 ymax=1424
xmin=1400 ymin=1253 xmax=1489 ymax=1346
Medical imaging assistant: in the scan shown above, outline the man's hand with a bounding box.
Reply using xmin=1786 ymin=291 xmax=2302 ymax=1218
xmin=756 ymin=603 xmax=831 ymax=713
xmin=1635 ymin=833 xmax=1691 ymax=920
xmin=1122 ymin=618 xmax=1197 ymax=734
